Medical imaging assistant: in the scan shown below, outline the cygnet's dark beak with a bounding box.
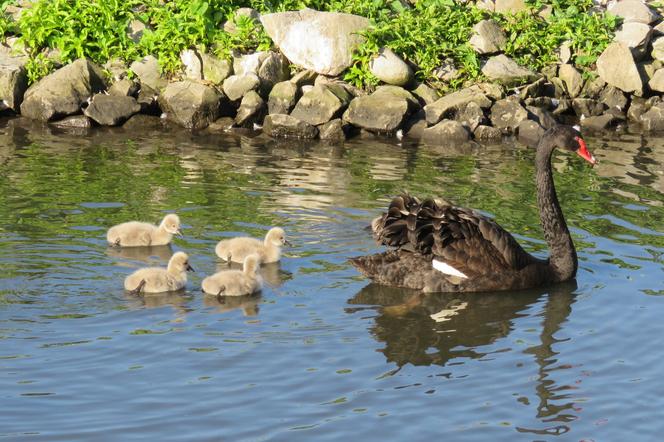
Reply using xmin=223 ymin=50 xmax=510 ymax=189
xmin=186 ymin=264 xmax=195 ymax=272
xmin=284 ymin=239 xmax=293 ymax=247
xmin=175 ymin=229 xmax=183 ymax=238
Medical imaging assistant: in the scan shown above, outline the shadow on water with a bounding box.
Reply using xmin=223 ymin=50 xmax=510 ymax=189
xmin=348 ymin=281 xmax=579 ymax=434
xmin=106 ymin=244 xmax=174 ymax=264
xmin=203 ymin=292 xmax=262 ymax=316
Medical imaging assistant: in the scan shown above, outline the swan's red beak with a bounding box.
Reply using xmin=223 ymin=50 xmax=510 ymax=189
xmin=575 ymin=137 xmax=596 ymax=166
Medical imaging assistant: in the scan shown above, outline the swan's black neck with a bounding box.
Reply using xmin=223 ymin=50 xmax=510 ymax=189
xmin=535 ymin=139 xmax=578 ymax=282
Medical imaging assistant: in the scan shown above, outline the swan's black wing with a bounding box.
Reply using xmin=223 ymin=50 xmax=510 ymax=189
xmin=371 ymin=194 xmax=536 ymax=277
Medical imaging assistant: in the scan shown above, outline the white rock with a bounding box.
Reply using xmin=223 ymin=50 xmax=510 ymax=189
xmin=369 ymin=47 xmax=413 ymax=86
xmin=608 ymin=0 xmax=660 ymax=24
xmin=180 ymin=49 xmax=202 ymax=80
xmin=469 ymin=19 xmax=506 ymax=55
xmin=597 ymin=42 xmax=643 ymax=94
xmin=260 ymin=9 xmax=370 ymax=76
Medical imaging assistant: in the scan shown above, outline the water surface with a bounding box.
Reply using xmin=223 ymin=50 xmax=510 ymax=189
xmin=1 ymin=118 xmax=663 ymax=441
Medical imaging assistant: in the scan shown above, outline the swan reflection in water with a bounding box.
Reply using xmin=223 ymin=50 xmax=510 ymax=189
xmin=347 ymin=281 xmax=578 ymax=436
xmin=106 ymin=244 xmax=174 ymax=265
xmin=215 ymin=261 xmax=292 ymax=289
xmin=203 ymin=292 xmax=262 ymax=316
xmin=124 ymin=288 xmax=192 ymax=317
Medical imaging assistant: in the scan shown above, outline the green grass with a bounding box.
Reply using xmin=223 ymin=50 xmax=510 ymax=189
xmin=0 ymin=0 xmax=618 ymax=87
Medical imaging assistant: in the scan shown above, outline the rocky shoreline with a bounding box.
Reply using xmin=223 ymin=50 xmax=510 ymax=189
xmin=3 ymin=4 xmax=664 ymax=145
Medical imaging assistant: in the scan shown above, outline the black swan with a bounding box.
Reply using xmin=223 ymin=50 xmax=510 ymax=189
xmin=350 ymin=125 xmax=596 ymax=293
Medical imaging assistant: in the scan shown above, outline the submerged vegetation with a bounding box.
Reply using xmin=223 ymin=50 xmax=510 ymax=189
xmin=0 ymin=0 xmax=617 ymax=87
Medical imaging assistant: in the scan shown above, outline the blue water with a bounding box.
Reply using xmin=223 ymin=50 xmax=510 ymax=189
xmin=1 ymin=120 xmax=663 ymax=441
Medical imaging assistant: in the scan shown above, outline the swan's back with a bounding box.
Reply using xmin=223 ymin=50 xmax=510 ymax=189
xmin=215 ymin=237 xmax=264 ymax=263
xmin=108 ymin=221 xmax=156 ymax=246
xmin=202 ymin=269 xmax=263 ymax=296
xmin=124 ymin=267 xmax=186 ymax=293
xmin=352 ymin=194 xmax=545 ymax=291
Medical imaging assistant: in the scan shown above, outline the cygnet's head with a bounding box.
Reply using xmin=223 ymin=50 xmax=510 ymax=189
xmin=243 ymin=253 xmax=261 ymax=275
xmin=168 ymin=251 xmax=194 ymax=273
xmin=265 ymin=227 xmax=291 ymax=247
xmin=161 ymin=214 xmax=182 ymax=236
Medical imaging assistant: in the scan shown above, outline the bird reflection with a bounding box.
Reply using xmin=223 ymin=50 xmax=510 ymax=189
xmin=215 ymin=261 xmax=292 ymax=288
xmin=203 ymin=293 xmax=261 ymax=316
xmin=124 ymin=288 xmax=191 ymax=316
xmin=106 ymin=244 xmax=174 ymax=264
xmin=347 ymin=281 xmax=578 ymax=434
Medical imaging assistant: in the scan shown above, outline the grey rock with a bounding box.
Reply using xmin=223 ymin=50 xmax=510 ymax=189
xmin=433 ymin=58 xmax=460 ymax=83
xmin=318 ymin=118 xmax=346 ymax=141
xmin=290 ymin=70 xmax=318 ymax=86
xmin=651 ymin=36 xmax=664 ymax=61
xmin=599 ymin=86 xmax=628 ymax=110
xmin=411 ymin=83 xmax=439 ymax=106
xmin=373 ymin=85 xmax=419 ymax=111
xmin=520 ymin=78 xmax=547 ymax=100
xmin=235 ymin=91 xmax=266 ymax=127
xmin=581 ymin=113 xmax=623 ymax=131
xmin=263 ymin=113 xmax=318 ymax=138
xmin=261 ymin=9 xmax=370 ymax=76
xmin=526 ymin=105 xmax=558 ymax=129
xmin=108 ymin=79 xmax=139 ymax=97
xmin=268 ymin=80 xmax=299 ymax=114
xmin=608 ymin=0 xmax=660 ymax=25
xmin=422 ymin=119 xmax=470 ymax=145
xmin=471 ymin=82 xmax=504 ymax=101
xmin=369 ymin=47 xmax=414 ymax=86
xmin=0 ymin=50 xmax=28 ymax=112
xmin=597 ymin=42 xmax=643 ymax=94
xmin=552 ymin=98 xmax=572 ymax=116
xmin=571 ymin=98 xmax=606 ymax=118
xmin=581 ymin=76 xmax=607 ymax=98
xmin=137 ymin=84 xmax=160 ymax=115
xmin=104 ymin=58 xmax=127 ymax=82
xmin=454 ymin=101 xmax=486 ymax=131
xmin=470 ymin=19 xmax=507 ymax=54
xmin=51 ymin=115 xmax=93 ymax=129
xmin=127 ymin=19 xmax=147 ymax=43
xmin=627 ymin=97 xmax=648 ymax=121
xmin=233 ymin=51 xmax=269 ymax=76
xmin=424 ymin=87 xmax=491 ymax=124
xmin=159 ymin=80 xmax=222 ymax=129
xmin=130 ymin=55 xmax=167 ymax=92
xmin=201 ymin=53 xmax=233 ymax=85
xmin=291 ymin=84 xmax=347 ymax=125
xmin=473 ymin=124 xmax=503 ymax=143
xmin=639 ymin=102 xmax=664 ymax=131
xmin=343 ymin=93 xmax=409 ymax=133
xmin=476 ymin=0 xmax=495 ymax=12
xmin=558 ymin=41 xmax=572 ymax=64
xmin=481 ymin=54 xmax=538 ymax=86
xmin=517 ymin=120 xmax=544 ymax=148
xmin=83 ymin=93 xmax=141 ymax=126
xmin=525 ymin=96 xmax=556 ymax=111
xmin=614 ymin=22 xmax=652 ymax=59
xmin=490 ymin=96 xmax=529 ymax=133
xmin=223 ymin=74 xmax=260 ymax=101
xmin=20 ymin=58 xmax=107 ymax=121
xmin=180 ymin=49 xmax=203 ymax=80
xmin=403 ymin=111 xmax=428 ymax=139
xmin=494 ymin=0 xmax=527 ymax=13
xmin=648 ymin=68 xmax=664 ymax=92
xmin=258 ymin=51 xmax=290 ymax=94
xmin=558 ymin=64 xmax=584 ymax=98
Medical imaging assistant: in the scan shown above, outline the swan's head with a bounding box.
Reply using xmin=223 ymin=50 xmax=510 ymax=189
xmin=266 ymin=227 xmax=291 ymax=247
xmin=552 ymin=125 xmax=596 ymax=166
xmin=243 ymin=253 xmax=261 ymax=274
xmin=168 ymin=251 xmax=194 ymax=273
xmin=161 ymin=214 xmax=182 ymax=236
